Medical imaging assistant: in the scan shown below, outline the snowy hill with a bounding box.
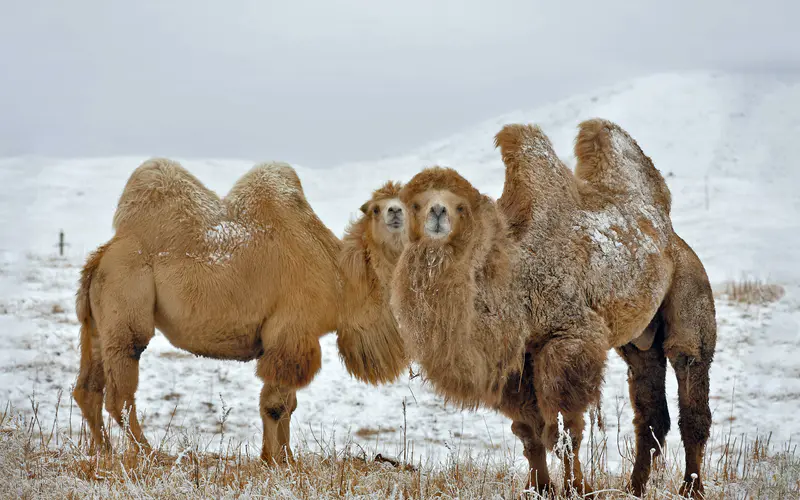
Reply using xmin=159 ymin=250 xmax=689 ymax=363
xmin=1 ymin=71 xmax=798 ymax=471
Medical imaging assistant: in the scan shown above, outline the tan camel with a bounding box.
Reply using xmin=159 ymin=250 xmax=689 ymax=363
xmin=337 ymin=181 xmax=408 ymax=384
xmin=74 ymin=159 xmax=402 ymax=463
xmin=391 ymin=119 xmax=716 ymax=497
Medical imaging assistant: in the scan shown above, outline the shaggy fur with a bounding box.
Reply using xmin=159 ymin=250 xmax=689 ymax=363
xmin=337 ymin=182 xmax=408 ymax=384
xmin=391 ymin=120 xmax=716 ymax=497
xmin=73 ymin=159 xmax=342 ymax=463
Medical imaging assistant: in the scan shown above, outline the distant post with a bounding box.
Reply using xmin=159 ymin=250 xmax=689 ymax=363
xmin=59 ymin=230 xmax=65 ymax=256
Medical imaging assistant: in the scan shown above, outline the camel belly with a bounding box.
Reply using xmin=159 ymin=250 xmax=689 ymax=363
xmin=152 ymin=278 xmax=266 ymax=361
xmin=155 ymin=313 xmax=264 ymax=361
xmin=147 ymin=258 xmax=271 ymax=360
xmin=597 ymin=272 xmax=670 ymax=349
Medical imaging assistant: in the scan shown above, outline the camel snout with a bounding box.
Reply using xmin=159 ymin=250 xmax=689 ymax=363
xmin=424 ymin=204 xmax=451 ymax=238
xmin=384 ymin=203 xmax=405 ymax=231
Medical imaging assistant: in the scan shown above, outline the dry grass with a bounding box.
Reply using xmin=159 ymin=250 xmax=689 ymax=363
xmin=0 ymin=400 xmax=798 ymax=499
xmin=354 ymin=426 xmax=397 ymax=438
xmin=717 ymin=279 xmax=785 ymax=305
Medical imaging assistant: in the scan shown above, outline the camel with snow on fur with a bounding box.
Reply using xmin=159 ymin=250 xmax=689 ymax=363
xmin=73 ymin=159 xmax=406 ymax=463
xmin=391 ymin=119 xmax=716 ymax=497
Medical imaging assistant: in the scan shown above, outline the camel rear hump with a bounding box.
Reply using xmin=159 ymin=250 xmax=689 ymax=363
xmin=574 ymin=118 xmax=672 ymax=215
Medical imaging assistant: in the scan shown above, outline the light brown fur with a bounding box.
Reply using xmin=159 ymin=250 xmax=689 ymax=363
xmin=337 ymin=182 xmax=408 ymax=384
xmin=74 ymin=159 xmax=341 ymax=463
xmin=392 ymin=120 xmax=716 ymax=497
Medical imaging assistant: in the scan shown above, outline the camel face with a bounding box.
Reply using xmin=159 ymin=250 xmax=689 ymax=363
xmin=406 ymin=189 xmax=472 ymax=243
xmin=361 ymin=196 xmax=406 ymax=248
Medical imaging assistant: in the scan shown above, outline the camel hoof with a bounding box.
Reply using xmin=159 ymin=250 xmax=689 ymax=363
xmin=525 ymin=481 xmax=553 ymax=497
xmin=625 ymin=480 xmax=646 ymax=497
xmin=261 ymin=447 xmax=294 ymax=466
xmin=679 ymin=477 xmax=705 ymax=498
xmin=565 ymin=480 xmax=594 ymax=497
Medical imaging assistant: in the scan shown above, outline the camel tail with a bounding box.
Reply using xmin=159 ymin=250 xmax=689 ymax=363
xmin=574 ymin=118 xmax=672 ymax=213
xmin=73 ymin=242 xmax=113 ymax=450
xmin=76 ymin=243 xmax=107 ymax=326
xmin=76 ymin=242 xmax=113 ymax=362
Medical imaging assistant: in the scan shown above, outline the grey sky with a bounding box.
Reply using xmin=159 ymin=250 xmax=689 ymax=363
xmin=1 ymin=0 xmax=798 ymax=167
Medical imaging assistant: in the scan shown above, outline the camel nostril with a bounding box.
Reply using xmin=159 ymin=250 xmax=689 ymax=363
xmin=388 ymin=206 xmax=402 ymax=215
xmin=430 ymin=204 xmax=446 ymax=217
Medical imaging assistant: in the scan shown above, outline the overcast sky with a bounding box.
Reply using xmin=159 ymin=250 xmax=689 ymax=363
xmin=1 ymin=1 xmax=798 ymax=167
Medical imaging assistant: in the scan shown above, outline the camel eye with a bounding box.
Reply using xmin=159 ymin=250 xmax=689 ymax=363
xmin=412 ymin=203 xmax=420 ymax=211
xmin=456 ymin=205 xmax=464 ymax=213
xmin=372 ymin=207 xmax=380 ymax=215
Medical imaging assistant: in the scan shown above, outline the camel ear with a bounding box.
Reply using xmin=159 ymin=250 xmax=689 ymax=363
xmin=360 ymin=203 xmax=369 ymax=214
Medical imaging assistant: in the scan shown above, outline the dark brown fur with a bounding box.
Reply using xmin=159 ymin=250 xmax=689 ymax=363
xmin=392 ymin=120 xmax=716 ymax=497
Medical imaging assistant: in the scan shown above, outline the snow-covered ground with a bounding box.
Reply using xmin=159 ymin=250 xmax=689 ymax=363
xmin=1 ymin=71 xmax=798 ymax=473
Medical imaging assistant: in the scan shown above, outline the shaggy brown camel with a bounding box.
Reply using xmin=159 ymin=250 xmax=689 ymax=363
xmin=391 ymin=120 xmax=716 ymax=497
xmin=337 ymin=181 xmax=408 ymax=384
xmin=73 ymin=160 xmax=405 ymax=463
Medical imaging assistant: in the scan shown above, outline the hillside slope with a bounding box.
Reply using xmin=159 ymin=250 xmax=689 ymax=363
xmin=0 ymin=71 xmax=798 ymax=473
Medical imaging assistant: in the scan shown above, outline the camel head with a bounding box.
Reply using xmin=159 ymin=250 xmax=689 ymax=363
xmin=400 ymin=167 xmax=491 ymax=254
xmin=359 ymin=181 xmax=406 ymax=253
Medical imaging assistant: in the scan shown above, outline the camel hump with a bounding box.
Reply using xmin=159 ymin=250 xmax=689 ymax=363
xmin=228 ymin=162 xmax=304 ymax=202
xmin=494 ymin=123 xmax=578 ymax=240
xmin=495 ymin=123 xmax=561 ymax=172
xmin=113 ymin=158 xmax=221 ymax=231
xmin=574 ymin=119 xmax=671 ymax=213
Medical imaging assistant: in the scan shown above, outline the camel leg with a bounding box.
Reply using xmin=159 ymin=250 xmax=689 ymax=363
xmin=257 ymin=313 xmax=323 ymax=389
xmin=668 ymin=354 xmax=711 ymax=498
xmin=556 ymin=411 xmax=590 ymax=495
xmin=277 ymin=389 xmax=297 ymax=461
xmin=101 ymin=324 xmax=154 ymax=451
xmin=662 ymin=238 xmax=717 ymax=498
xmin=257 ymin=375 xmax=296 ymax=464
xmin=73 ymin=318 xmax=108 ymax=452
xmin=533 ymin=321 xmax=608 ymax=495
xmin=95 ymin=256 xmax=155 ymax=452
xmin=617 ymin=329 xmax=670 ymax=496
xmin=511 ymin=419 xmax=552 ymax=494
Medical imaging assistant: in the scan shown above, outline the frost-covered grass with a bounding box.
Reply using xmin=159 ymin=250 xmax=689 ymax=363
xmin=1 ymin=401 xmax=798 ymax=499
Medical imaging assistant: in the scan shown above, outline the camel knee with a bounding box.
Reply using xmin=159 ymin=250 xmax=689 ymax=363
xmin=257 ymin=333 xmax=322 ymax=388
xmin=260 ymin=386 xmax=296 ymax=420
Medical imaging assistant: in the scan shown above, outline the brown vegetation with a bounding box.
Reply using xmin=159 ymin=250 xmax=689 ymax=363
xmin=391 ymin=120 xmax=717 ymax=497
xmin=2 ymin=401 xmax=798 ymax=499
xmin=717 ymin=279 xmax=785 ymax=305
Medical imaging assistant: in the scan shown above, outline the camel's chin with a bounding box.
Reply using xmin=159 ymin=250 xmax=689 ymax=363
xmin=424 ymin=228 xmax=451 ymax=240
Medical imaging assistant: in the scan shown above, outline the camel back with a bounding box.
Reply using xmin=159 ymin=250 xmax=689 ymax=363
xmin=112 ymin=159 xmax=339 ymax=265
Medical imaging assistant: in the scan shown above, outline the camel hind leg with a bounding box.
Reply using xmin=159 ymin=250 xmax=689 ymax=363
xmin=616 ymin=318 xmax=671 ymax=496
xmin=93 ymin=243 xmax=156 ymax=451
xmin=73 ymin=317 xmax=108 ymax=452
xmin=662 ymin=237 xmax=717 ymax=498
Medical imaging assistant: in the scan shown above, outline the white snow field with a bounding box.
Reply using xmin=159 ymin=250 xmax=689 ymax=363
xmin=1 ymin=71 xmax=798 ymax=473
